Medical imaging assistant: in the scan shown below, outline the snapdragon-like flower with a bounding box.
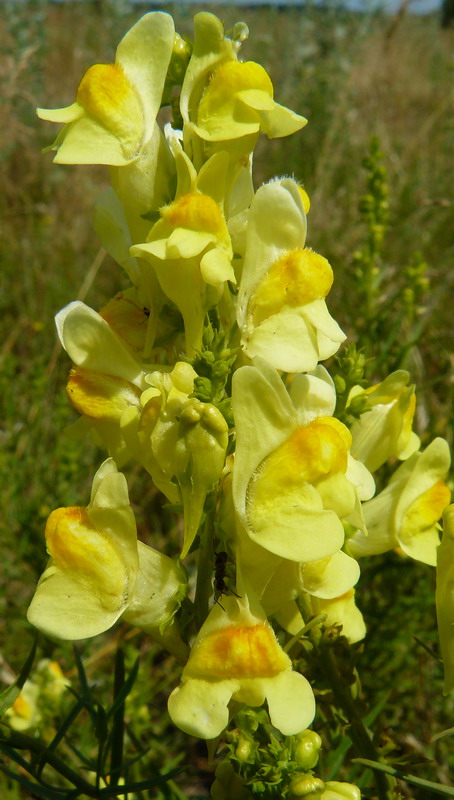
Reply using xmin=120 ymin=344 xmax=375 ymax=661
xmin=37 ymin=12 xmax=174 ymax=167
xmin=167 ymin=594 xmax=315 ymax=739
xmin=27 ymin=459 xmax=139 ymax=639
xmin=27 ymin=460 xmax=187 ymax=650
xmin=56 ymin=300 xmax=149 ymax=465
xmin=131 ymin=147 xmax=235 ymax=355
xmin=236 ymin=527 xmax=365 ymax=643
xmin=237 ymin=179 xmax=346 ymax=372
xmin=180 ymin=13 xmax=305 ymax=160
xmin=348 ymin=370 xmax=420 ymax=472
xmin=232 ymin=362 xmax=374 ymax=563
xmin=235 ymin=522 xmax=361 ymax=640
xmin=5 ymin=660 xmax=71 ymax=733
xmin=349 ymin=438 xmax=451 ymax=565
xmin=310 ymin=590 xmax=366 ymax=644
xmin=193 ymin=56 xmax=306 ymax=144
xmin=436 ymin=505 xmax=454 ymax=693
xmin=121 ymin=361 xmax=229 ymax=557
xmin=5 ymin=681 xmax=41 ymax=732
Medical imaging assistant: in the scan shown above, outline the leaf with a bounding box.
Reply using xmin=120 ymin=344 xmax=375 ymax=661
xmin=109 ymin=649 xmax=126 ymax=789
xmin=36 ymin=692 xmax=92 ymax=779
xmin=0 ymin=635 xmax=38 ymax=715
xmin=352 ymin=758 xmax=454 ymax=797
xmin=432 ymin=725 xmax=454 ymax=742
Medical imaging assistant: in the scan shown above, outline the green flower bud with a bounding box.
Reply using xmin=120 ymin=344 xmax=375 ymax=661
xmin=333 ymin=375 xmax=346 ymax=396
xmin=235 ymin=737 xmax=254 ymax=762
xmin=322 ymin=781 xmax=361 ymax=800
xmin=177 ymin=399 xmax=229 ymax=557
xmin=211 ymin=760 xmax=251 ymax=800
xmin=289 ymin=774 xmax=325 ymax=798
xmin=293 ymin=730 xmax=322 ymax=770
xmin=167 ymin=33 xmax=191 ymax=86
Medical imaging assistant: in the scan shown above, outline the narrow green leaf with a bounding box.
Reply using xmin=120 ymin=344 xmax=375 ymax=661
xmin=0 ymin=763 xmax=69 ymax=800
xmin=109 ymin=648 xmax=126 ymax=789
xmin=36 ymin=692 xmax=92 ymax=779
xmin=72 ymin=646 xmax=89 ymax=696
xmin=97 ymin=767 xmax=184 ymax=796
xmin=352 ymin=758 xmax=454 ymax=796
xmin=433 ymin=726 xmax=454 ymax=742
xmin=107 ymin=656 xmax=140 ymax=721
xmin=0 ymin=635 xmax=38 ymax=715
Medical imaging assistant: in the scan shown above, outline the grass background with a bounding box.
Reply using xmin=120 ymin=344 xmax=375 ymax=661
xmin=1 ymin=1 xmax=454 ymax=796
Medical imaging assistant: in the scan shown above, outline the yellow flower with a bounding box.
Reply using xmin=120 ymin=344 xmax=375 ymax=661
xmin=180 ymin=13 xmax=305 ymax=146
xmin=56 ymin=301 xmax=148 ymax=465
xmin=167 ymin=594 xmax=315 ymax=739
xmin=235 ymin=524 xmax=362 ymax=643
xmin=5 ymin=681 xmax=41 ymax=732
xmin=237 ymin=179 xmax=345 ymax=372
xmin=179 ymin=13 xmax=305 ymax=207
xmin=131 ymin=147 xmax=234 ymax=355
xmin=232 ymin=362 xmax=374 ymax=563
xmin=194 ymin=59 xmax=306 ymax=142
xmin=37 ymin=12 xmax=175 ymax=166
xmin=27 ymin=459 xmax=139 ymax=639
xmin=27 ymin=460 xmax=187 ymax=647
xmin=349 ymin=438 xmax=451 ymax=566
xmin=311 ymin=590 xmax=366 ymax=644
xmin=348 ymin=370 xmax=420 ymax=472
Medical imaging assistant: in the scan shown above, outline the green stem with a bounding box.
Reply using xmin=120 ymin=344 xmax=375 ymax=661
xmin=193 ymin=501 xmax=215 ymax=629
xmin=317 ymin=638 xmax=395 ymax=800
xmin=352 ymin=758 xmax=454 ymax=797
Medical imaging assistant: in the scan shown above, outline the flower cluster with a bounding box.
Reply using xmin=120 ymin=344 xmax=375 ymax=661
xmin=5 ymin=659 xmax=70 ymax=735
xmin=26 ymin=10 xmax=452 ymax=797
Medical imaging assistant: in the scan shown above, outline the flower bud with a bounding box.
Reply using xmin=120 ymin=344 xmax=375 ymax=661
xmin=235 ymin=736 xmax=254 ymax=762
xmin=166 ymin=33 xmax=192 ymax=86
xmin=210 ymin=760 xmax=251 ymax=800
xmin=289 ymin=774 xmax=325 ymax=798
xmin=348 ymin=370 xmax=419 ymax=472
xmin=322 ymin=781 xmax=361 ymax=800
xmin=293 ymin=730 xmax=322 ymax=770
xmin=176 ymin=399 xmax=229 ymax=557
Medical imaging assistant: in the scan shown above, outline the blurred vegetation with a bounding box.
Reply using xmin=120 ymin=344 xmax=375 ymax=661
xmin=1 ymin=1 xmax=453 ymax=797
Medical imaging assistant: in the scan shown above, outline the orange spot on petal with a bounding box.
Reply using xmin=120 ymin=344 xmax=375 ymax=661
xmin=187 ymin=623 xmax=290 ymax=679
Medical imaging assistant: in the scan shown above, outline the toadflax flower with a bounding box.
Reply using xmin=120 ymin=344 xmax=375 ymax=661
xmin=37 ymin=13 xmax=178 ymax=238
xmin=237 ymin=179 xmax=346 ymax=373
xmin=27 ymin=459 xmax=187 ymax=652
xmin=309 ymin=590 xmax=366 ymax=644
xmin=55 ymin=300 xmax=149 ymax=466
xmin=348 ymin=437 xmax=451 ymax=566
xmin=167 ymin=593 xmax=315 ymax=739
xmin=37 ymin=12 xmax=175 ymax=167
xmin=232 ymin=361 xmax=374 ymax=563
xmin=348 ymin=370 xmax=420 ymax=472
xmin=5 ymin=681 xmax=41 ymax=732
xmin=181 ymin=13 xmax=306 ymax=161
xmin=234 ymin=521 xmax=361 ymax=640
xmin=27 ymin=458 xmax=140 ymax=639
xmin=131 ymin=146 xmax=235 ymax=356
